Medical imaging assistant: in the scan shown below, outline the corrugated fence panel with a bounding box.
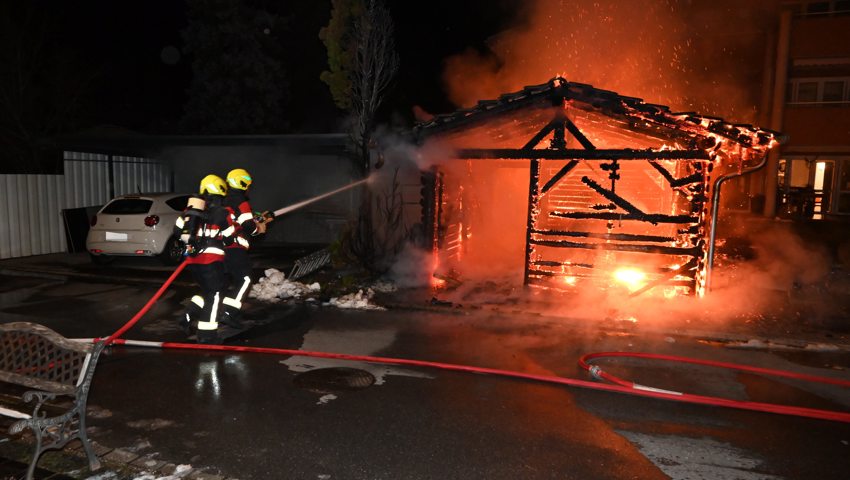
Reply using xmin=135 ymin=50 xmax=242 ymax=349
xmin=112 ymin=156 xmax=170 ymax=195
xmin=0 ymin=174 xmax=66 ymax=259
xmin=1 ymin=175 xmax=19 ymax=258
xmin=0 ymin=152 xmax=171 ymax=259
xmin=64 ymin=152 xmax=110 ymax=208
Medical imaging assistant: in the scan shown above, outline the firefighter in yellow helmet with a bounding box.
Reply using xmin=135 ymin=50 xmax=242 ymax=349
xmin=173 ymin=174 xmax=237 ymax=344
xmin=220 ymin=168 xmax=272 ymax=328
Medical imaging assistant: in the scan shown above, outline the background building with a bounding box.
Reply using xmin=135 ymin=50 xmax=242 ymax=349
xmin=760 ymin=0 xmax=850 ymax=220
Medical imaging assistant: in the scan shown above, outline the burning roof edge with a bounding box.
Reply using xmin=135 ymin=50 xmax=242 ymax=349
xmin=412 ymin=77 xmax=784 ymax=150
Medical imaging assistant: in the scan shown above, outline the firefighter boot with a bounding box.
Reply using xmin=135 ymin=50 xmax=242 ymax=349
xmin=181 ymin=295 xmax=204 ymax=336
xmin=219 ymin=296 xmax=244 ymax=329
xmin=196 ymin=329 xmax=221 ymax=345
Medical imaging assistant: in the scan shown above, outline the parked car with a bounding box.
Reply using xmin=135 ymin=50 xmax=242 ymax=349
xmin=86 ymin=193 xmax=190 ymax=265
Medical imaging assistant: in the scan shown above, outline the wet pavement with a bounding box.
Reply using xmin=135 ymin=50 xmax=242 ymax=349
xmin=1 ymin=250 xmax=849 ymax=479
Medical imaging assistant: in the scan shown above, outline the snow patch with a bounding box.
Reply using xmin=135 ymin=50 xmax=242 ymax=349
xmin=249 ymin=268 xmax=320 ymax=302
xmin=618 ymin=431 xmax=782 ymax=480
xmin=328 ymin=289 xmax=385 ymax=310
xmin=127 ymin=418 xmax=175 ymax=431
xmin=129 ymin=464 xmax=193 ymax=480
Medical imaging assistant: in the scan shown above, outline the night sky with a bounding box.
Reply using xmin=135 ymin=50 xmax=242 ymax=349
xmin=23 ymin=0 xmax=523 ymax=135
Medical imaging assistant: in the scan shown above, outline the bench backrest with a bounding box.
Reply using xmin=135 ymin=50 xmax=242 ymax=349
xmin=0 ymin=322 xmax=94 ymax=395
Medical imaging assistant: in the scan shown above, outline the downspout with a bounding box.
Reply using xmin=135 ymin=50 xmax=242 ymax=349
xmin=706 ymin=151 xmax=770 ymax=292
xmin=763 ymin=8 xmax=792 ymax=218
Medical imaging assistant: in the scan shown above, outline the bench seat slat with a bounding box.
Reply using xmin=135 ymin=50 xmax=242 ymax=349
xmin=0 ymin=405 xmax=31 ymax=419
xmin=0 ymin=371 xmax=75 ymax=395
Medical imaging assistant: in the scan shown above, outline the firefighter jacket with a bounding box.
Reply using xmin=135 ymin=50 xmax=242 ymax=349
xmin=224 ymin=189 xmax=257 ymax=250
xmin=174 ymin=195 xmax=236 ymax=264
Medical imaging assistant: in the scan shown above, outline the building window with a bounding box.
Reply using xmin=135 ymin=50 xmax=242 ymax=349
xmin=788 ymin=77 xmax=850 ymax=104
xmin=797 ymin=81 xmax=819 ymax=102
xmin=787 ymin=0 xmax=850 ymax=16
xmin=823 ymin=81 xmax=845 ymax=101
xmin=807 ymin=1 xmax=831 ymax=14
xmin=838 ymin=160 xmax=850 ymax=214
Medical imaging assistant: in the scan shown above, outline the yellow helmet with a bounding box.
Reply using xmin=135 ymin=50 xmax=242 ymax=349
xmin=226 ymin=168 xmax=253 ymax=190
xmin=199 ymin=174 xmax=227 ymax=196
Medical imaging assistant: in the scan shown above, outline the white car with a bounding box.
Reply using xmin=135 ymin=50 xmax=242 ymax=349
xmin=86 ymin=193 xmax=191 ymax=265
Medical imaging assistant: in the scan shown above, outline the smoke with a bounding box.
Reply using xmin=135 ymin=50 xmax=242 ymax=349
xmin=442 ymin=0 xmax=779 ymax=122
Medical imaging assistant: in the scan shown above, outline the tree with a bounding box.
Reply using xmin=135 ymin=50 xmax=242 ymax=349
xmin=320 ymin=0 xmax=400 ymax=272
xmin=180 ymin=0 xmax=289 ymax=134
xmin=0 ymin=3 xmax=94 ymax=173
xmin=320 ymin=0 xmax=399 ymax=174
xmin=319 ymin=0 xmax=364 ymax=111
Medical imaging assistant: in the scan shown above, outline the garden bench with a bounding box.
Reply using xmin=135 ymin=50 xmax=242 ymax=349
xmin=0 ymin=322 xmax=104 ymax=480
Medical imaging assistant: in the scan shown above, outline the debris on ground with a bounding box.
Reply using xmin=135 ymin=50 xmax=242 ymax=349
xmin=249 ymin=268 xmax=320 ymax=302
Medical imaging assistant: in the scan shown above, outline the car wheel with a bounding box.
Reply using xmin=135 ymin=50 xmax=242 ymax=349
xmin=159 ymin=236 xmax=185 ymax=266
xmin=90 ymin=254 xmax=113 ymax=265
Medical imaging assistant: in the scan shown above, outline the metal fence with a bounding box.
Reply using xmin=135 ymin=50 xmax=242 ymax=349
xmin=0 ymin=152 xmax=171 ymax=259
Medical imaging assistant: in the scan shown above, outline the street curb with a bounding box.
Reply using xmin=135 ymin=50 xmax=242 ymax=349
xmin=0 ymin=266 xmax=196 ymax=288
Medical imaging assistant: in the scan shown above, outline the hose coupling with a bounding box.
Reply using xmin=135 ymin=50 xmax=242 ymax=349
xmin=588 ymin=365 xmax=603 ymax=380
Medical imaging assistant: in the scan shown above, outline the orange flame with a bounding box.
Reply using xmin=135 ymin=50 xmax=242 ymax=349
xmin=612 ymin=267 xmax=646 ymax=291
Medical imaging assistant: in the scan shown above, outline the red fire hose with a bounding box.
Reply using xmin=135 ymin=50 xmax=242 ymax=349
xmin=102 ymin=259 xmax=188 ymax=345
xmin=95 ymin=261 xmax=850 ymax=424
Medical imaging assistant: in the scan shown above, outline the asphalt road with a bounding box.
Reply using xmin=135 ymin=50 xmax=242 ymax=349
xmin=1 ymin=257 xmax=849 ymax=480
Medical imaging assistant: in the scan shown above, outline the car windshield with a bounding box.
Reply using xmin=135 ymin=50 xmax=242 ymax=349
xmin=102 ymin=199 xmax=153 ymax=215
xmin=165 ymin=195 xmax=190 ymax=211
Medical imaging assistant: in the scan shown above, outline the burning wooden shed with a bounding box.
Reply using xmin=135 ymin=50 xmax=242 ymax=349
xmin=411 ymin=77 xmax=780 ymax=297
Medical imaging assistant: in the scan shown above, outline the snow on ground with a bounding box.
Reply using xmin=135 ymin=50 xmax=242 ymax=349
xmin=249 ymin=268 xmax=391 ymax=310
xmin=249 ymin=268 xmax=320 ymax=302
xmin=128 ymin=464 xmax=193 ymax=480
xmin=328 ymin=288 xmax=385 ymax=310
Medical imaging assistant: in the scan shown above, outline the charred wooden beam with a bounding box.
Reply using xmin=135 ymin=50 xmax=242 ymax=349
xmin=581 ymin=176 xmax=643 ymax=217
xmin=531 ymin=260 xmax=594 ymax=269
xmin=523 ymin=158 xmax=542 ymax=286
xmin=647 ymin=161 xmax=705 ymax=188
xmin=550 ymin=210 xmax=698 ymax=224
xmin=522 ymin=120 xmax=558 ymax=150
xmin=454 ymin=148 xmax=710 ymax=160
xmin=564 ymin=117 xmax=596 ymax=150
xmin=541 ymin=160 xmax=579 ymax=194
xmin=627 ymin=258 xmax=699 ymax=298
xmin=531 ymin=229 xmax=676 ymax=243
xmin=526 ymin=272 xmax=696 ymax=289
xmin=527 ymin=269 xmax=595 ymax=278
xmin=530 ymin=238 xmax=703 ymax=256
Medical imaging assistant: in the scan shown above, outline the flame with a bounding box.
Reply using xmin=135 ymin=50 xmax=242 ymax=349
xmin=612 ymin=267 xmax=646 ymax=291
xmin=563 ymin=275 xmax=577 ymax=286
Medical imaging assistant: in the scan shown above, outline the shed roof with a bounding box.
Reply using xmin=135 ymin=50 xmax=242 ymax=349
xmin=413 ymin=77 xmax=782 ymax=151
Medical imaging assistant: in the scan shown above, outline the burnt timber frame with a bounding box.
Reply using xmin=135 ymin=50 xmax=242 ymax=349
xmin=456 ymin=109 xmax=712 ymax=295
xmin=412 ymin=77 xmax=779 ymax=296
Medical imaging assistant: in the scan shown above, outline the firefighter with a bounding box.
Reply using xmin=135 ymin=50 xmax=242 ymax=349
xmin=174 ymin=174 xmax=236 ymax=344
xmin=221 ymin=168 xmax=272 ymax=328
